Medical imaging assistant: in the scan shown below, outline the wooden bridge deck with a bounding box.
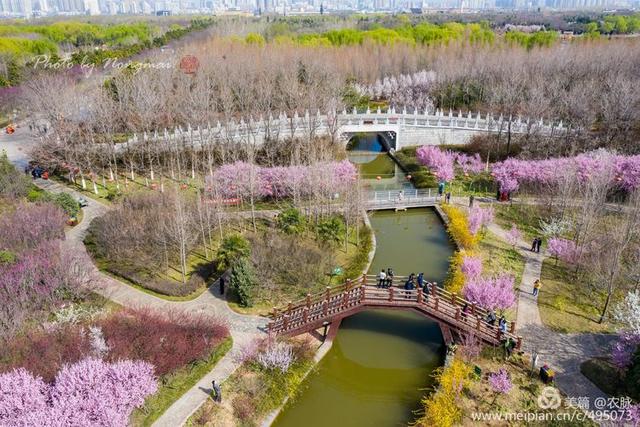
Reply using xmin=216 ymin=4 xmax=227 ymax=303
xmin=267 ymin=275 xmax=522 ymax=349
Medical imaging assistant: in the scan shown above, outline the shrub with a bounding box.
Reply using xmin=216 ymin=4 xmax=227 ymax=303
xmin=276 ymin=207 xmax=306 ymax=235
xmin=0 ymin=203 xmax=66 ymax=252
xmin=316 ymin=216 xmax=345 ymax=246
xmin=229 ymin=258 xmax=257 ymax=307
xmin=51 ymin=192 xmax=80 ymax=217
xmin=418 ymin=358 xmax=472 ymax=427
xmin=232 ymin=394 xmax=256 ymax=423
xmin=256 ymin=342 xmax=295 ymax=373
xmin=216 ymin=234 xmax=251 ymax=271
xmin=441 ymin=204 xmax=477 ymax=250
xmin=98 ymin=307 xmax=229 ymax=376
xmin=0 ymin=327 xmax=90 ymax=382
xmin=0 ymin=151 xmax=30 ymax=199
xmin=445 ymin=250 xmax=466 ymax=294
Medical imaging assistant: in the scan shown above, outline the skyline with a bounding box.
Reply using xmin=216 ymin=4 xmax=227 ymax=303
xmin=1 ymin=0 xmax=639 ymax=18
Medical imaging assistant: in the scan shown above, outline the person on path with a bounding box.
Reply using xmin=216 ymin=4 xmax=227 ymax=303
xmin=446 ymin=192 xmax=451 ymax=204
xmin=417 ymin=272 xmax=424 ymax=288
xmin=535 ymin=237 xmax=542 ymax=253
xmin=531 ymin=237 xmax=538 ymax=252
xmin=533 ymin=279 xmax=541 ymax=297
xmin=386 ymin=268 xmax=394 ymax=288
xmin=219 ymin=275 xmax=225 ymax=295
xmin=211 ymin=380 xmax=222 ymax=403
xmin=377 ymin=269 xmax=386 ymax=288
xmin=469 ymin=195 xmax=474 ymax=208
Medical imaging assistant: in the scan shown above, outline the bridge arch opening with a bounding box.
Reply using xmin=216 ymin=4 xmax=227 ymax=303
xmin=345 ymin=132 xmax=408 ymax=189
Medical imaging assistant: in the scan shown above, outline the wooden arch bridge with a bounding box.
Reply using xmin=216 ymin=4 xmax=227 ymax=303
xmin=267 ymin=275 xmax=523 ymax=349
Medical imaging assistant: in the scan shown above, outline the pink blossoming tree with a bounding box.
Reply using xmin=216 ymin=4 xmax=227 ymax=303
xmin=463 ymin=275 xmax=516 ymax=312
xmin=468 ymin=206 xmax=494 ymax=235
xmin=461 ymin=255 xmax=483 ymax=279
xmin=506 ymin=224 xmax=522 ymax=248
xmin=0 ymin=358 xmax=157 ymax=427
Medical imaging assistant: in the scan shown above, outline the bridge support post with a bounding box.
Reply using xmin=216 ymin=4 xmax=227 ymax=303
xmin=475 ymin=316 xmax=481 ymax=331
xmin=455 ymin=307 xmax=461 ymax=321
xmin=450 ymin=292 xmax=456 ymax=305
xmin=471 ymin=303 xmax=476 ymax=315
xmin=322 ymin=300 xmax=328 ymax=316
xmin=510 ymin=321 xmax=516 ymax=334
xmin=303 ymin=307 xmax=309 ymax=323
xmin=434 ymin=297 xmax=439 ymax=311
xmin=516 ymin=336 xmax=522 ymax=350
xmin=417 ymin=288 xmax=423 ymax=304
xmin=325 ymin=287 xmax=330 ymax=301
xmin=361 ymin=274 xmax=367 ymax=285
xmin=388 ymin=287 xmax=394 ymax=302
xmin=306 ymin=294 xmax=311 ymax=308
xmin=432 ymin=283 xmax=438 ymax=298
xmin=360 ymin=286 xmax=366 ymax=303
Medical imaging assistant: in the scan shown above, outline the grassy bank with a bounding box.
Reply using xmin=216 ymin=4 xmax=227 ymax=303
xmin=538 ymin=259 xmax=616 ymax=334
xmin=187 ymin=337 xmax=316 ymax=426
xmin=132 ymin=337 xmax=233 ymax=427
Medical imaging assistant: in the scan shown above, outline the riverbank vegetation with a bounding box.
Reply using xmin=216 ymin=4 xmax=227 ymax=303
xmin=417 ymin=344 xmax=597 ymax=427
xmin=188 ymin=336 xmax=316 ymax=426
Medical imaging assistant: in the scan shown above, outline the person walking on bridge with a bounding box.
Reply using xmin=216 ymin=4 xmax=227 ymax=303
xmin=417 ymin=272 xmax=424 ymax=288
xmin=377 ymin=269 xmax=386 ymax=288
xmin=386 ymin=268 xmax=394 ymax=288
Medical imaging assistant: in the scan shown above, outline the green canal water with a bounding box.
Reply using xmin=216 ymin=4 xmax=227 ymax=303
xmin=272 ymin=208 xmax=454 ymax=427
xmin=346 ymin=133 xmax=410 ymax=190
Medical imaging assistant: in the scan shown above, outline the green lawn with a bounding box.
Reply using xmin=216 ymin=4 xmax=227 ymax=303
xmin=478 ymin=230 xmax=525 ymax=286
xmin=538 ymin=260 xmax=617 ymax=334
xmin=131 ymin=337 xmax=233 ymax=427
xmin=494 ymin=203 xmax=548 ymax=244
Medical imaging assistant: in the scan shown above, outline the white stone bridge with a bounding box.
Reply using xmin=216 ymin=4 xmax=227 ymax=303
xmin=125 ymin=107 xmax=566 ymax=151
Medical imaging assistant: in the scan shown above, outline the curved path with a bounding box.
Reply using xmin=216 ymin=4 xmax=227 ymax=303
xmin=483 ymin=207 xmax=616 ymax=411
xmin=1 ymin=127 xmax=268 ymax=426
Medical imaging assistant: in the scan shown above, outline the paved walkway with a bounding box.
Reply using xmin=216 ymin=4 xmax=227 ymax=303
xmin=486 ymin=218 xmax=615 ymax=410
xmin=1 ymin=127 xmax=268 ymax=426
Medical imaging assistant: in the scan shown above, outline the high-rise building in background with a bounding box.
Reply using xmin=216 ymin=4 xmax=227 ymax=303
xmin=0 ymin=0 xmax=632 ymax=18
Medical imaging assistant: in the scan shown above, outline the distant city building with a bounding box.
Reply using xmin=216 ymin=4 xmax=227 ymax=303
xmin=0 ymin=0 xmax=634 ymax=18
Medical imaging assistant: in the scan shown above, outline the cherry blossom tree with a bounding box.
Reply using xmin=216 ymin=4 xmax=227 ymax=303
xmin=463 ymin=275 xmax=516 ymax=312
xmin=0 ymin=358 xmax=157 ymax=427
xmin=547 ymin=237 xmax=579 ymax=264
xmin=468 ymin=206 xmax=494 ymax=235
xmin=506 ymin=224 xmax=522 ymax=248
xmin=461 ymin=255 xmax=483 ymax=279
xmin=416 ymin=146 xmax=455 ymax=182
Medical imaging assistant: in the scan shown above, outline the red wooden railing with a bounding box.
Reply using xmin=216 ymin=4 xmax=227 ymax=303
xmin=267 ymin=275 xmax=522 ymax=349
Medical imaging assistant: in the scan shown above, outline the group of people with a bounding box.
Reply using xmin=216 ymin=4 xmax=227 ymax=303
xmin=484 ymin=310 xmax=509 ymax=332
xmin=376 ymin=268 xmax=395 ymax=288
xmin=530 ymin=237 xmax=543 ymax=253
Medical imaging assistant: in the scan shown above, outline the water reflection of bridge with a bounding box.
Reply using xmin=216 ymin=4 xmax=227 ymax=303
xmin=267 ymin=275 xmax=522 ymax=349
